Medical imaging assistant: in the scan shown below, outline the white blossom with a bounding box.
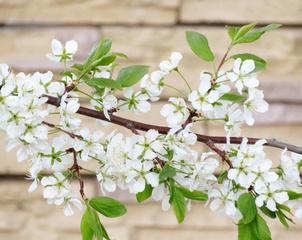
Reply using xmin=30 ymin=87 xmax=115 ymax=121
xmin=46 ymin=39 xmax=78 ymax=62
xmin=160 ymin=97 xmax=189 ymax=128
xmin=227 ymin=59 xmax=259 ymax=94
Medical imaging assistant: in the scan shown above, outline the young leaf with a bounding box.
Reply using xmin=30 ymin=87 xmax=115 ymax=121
xmin=238 ymin=221 xmax=254 ymax=240
xmin=81 ymin=209 xmax=94 ymax=240
xmin=159 ymin=164 xmax=176 ymax=182
xmin=229 ymin=53 xmax=266 ymax=71
xmin=100 ymin=222 xmax=110 ymax=240
xmin=85 ymin=39 xmax=112 ymax=67
xmin=234 ymin=23 xmax=257 ymax=42
xmin=276 ymin=210 xmax=289 ymax=229
xmin=93 ymin=54 xmax=117 ymax=67
xmin=253 ymin=214 xmax=272 ymax=240
xmin=90 ymin=196 xmax=127 ymax=218
xmin=116 ymin=65 xmax=149 ymax=87
xmin=237 ymin=193 xmax=257 ymax=224
xmin=220 ymin=92 xmax=246 ymax=103
xmin=260 ymin=206 xmax=276 ymax=219
xmin=85 ymin=207 xmax=103 ymax=240
xmin=177 ymin=186 xmax=208 ymax=201
xmin=171 ymin=187 xmax=186 ymax=223
xmin=287 ymin=190 xmax=302 ymax=200
xmin=217 ymin=170 xmax=228 ymax=184
xmin=233 ymin=23 xmax=281 ymax=44
xmin=185 ymin=31 xmax=215 ymax=62
xmin=136 ymin=184 xmax=153 ymax=203
xmin=226 ymin=26 xmax=240 ymax=41
xmin=85 ymin=78 xmax=122 ymax=90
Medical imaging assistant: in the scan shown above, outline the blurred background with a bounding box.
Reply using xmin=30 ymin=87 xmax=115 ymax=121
xmin=0 ymin=0 xmax=302 ymax=239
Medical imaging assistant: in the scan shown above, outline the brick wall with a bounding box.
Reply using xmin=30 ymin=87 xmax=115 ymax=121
xmin=0 ymin=1 xmax=302 ymax=239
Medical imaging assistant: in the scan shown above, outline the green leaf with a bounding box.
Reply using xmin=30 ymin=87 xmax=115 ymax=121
xmin=116 ymin=65 xmax=149 ymax=87
xmin=185 ymin=31 xmax=215 ymax=62
xmin=90 ymin=196 xmax=127 ymax=218
xmin=234 ymin=23 xmax=257 ymax=42
xmin=85 ymin=78 xmax=122 ymax=90
xmin=238 ymin=221 xmax=254 ymax=240
xmin=220 ymin=92 xmax=246 ymax=103
xmin=287 ymin=191 xmax=302 ymax=200
xmin=256 ymin=23 xmax=282 ymax=33
xmin=85 ymin=207 xmax=103 ymax=240
xmin=171 ymin=187 xmax=186 ymax=223
xmin=276 ymin=210 xmax=289 ymax=229
xmin=229 ymin=53 xmax=266 ymax=71
xmin=93 ymin=54 xmax=117 ymax=67
xmin=238 ymin=193 xmax=257 ymax=224
xmin=100 ymin=222 xmax=110 ymax=240
xmin=159 ymin=164 xmax=176 ymax=182
xmin=81 ymin=209 xmax=94 ymax=240
xmin=177 ymin=186 xmax=208 ymax=201
xmin=226 ymin=26 xmax=240 ymax=41
xmin=217 ymin=170 xmax=228 ymax=184
xmin=260 ymin=206 xmax=276 ymax=219
xmin=85 ymin=39 xmax=112 ymax=67
xmin=136 ymin=184 xmax=153 ymax=203
xmin=233 ymin=23 xmax=281 ymax=44
xmin=253 ymin=214 xmax=272 ymax=240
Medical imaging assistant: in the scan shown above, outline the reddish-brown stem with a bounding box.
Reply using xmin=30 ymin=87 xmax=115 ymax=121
xmin=66 ymin=147 xmax=86 ymax=200
xmin=45 ymin=95 xmax=302 ymax=155
xmin=43 ymin=121 xmax=83 ymax=139
xmin=205 ymin=140 xmax=233 ymax=168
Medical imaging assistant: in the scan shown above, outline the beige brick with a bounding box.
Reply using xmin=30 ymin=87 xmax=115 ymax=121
xmin=180 ymin=0 xmax=302 ymax=24
xmin=134 ymin=228 xmax=237 ymax=240
xmin=0 ymin=0 xmax=179 ymax=25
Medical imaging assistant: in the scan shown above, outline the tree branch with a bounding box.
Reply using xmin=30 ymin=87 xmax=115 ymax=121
xmin=45 ymin=95 xmax=302 ymax=154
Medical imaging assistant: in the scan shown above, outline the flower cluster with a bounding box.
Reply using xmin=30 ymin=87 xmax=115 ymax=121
xmin=0 ymin=23 xmax=301 ymax=240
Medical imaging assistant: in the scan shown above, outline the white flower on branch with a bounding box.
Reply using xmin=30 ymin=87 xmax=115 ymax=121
xmin=243 ymin=88 xmax=269 ymax=126
xmin=46 ymin=39 xmax=78 ymax=63
xmin=159 ymin=52 xmax=183 ymax=74
xmin=160 ymin=97 xmax=189 ymax=128
xmin=227 ymin=58 xmax=259 ymax=94
xmin=74 ymin=128 xmax=104 ymax=161
xmin=255 ymin=181 xmax=289 ymax=212
xmin=120 ymin=88 xmax=151 ymax=113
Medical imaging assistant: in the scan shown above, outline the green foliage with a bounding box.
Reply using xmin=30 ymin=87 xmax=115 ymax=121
xmin=275 ymin=204 xmax=294 ymax=229
xmin=185 ymin=31 xmax=215 ymax=62
xmin=170 ymin=185 xmax=186 ymax=223
xmin=238 ymin=213 xmax=272 ymax=240
xmin=226 ymin=23 xmax=281 ymax=45
xmin=260 ymin=206 xmax=276 ymax=219
xmin=237 ymin=193 xmax=257 ymax=224
xmin=89 ymin=196 xmax=127 ymax=218
xmin=287 ymin=190 xmax=302 ymax=200
xmin=159 ymin=164 xmax=176 ymax=182
xmin=81 ymin=209 xmax=94 ymax=240
xmin=228 ymin=53 xmax=266 ymax=71
xmin=136 ymin=183 xmax=153 ymax=203
xmin=220 ymin=92 xmax=246 ymax=103
xmin=217 ymin=170 xmax=228 ymax=184
xmin=116 ymin=65 xmax=149 ymax=87
xmin=85 ymin=78 xmax=122 ymax=90
xmin=84 ymin=39 xmax=112 ymax=68
xmin=176 ymin=186 xmax=208 ymax=201
xmin=82 ymin=206 xmax=104 ymax=240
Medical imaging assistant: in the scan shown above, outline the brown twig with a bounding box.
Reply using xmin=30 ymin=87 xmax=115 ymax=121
xmin=45 ymin=95 xmax=302 ymax=155
xmin=42 ymin=121 xmax=83 ymax=139
xmin=205 ymin=140 xmax=233 ymax=168
xmin=66 ymin=148 xmax=86 ymax=200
